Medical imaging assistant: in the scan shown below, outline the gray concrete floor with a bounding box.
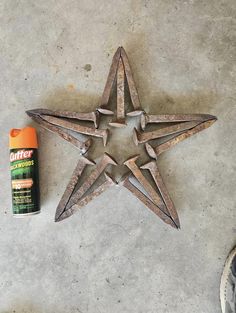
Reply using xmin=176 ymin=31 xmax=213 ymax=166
xmin=0 ymin=1 xmax=236 ymax=312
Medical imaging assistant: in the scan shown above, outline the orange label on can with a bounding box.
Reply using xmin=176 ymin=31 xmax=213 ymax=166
xmin=12 ymin=178 xmax=33 ymax=189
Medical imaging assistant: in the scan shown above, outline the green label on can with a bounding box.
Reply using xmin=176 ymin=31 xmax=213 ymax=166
xmin=10 ymin=148 xmax=40 ymax=215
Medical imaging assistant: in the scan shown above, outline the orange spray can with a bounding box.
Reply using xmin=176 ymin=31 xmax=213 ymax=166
xmin=9 ymin=127 xmax=40 ymax=216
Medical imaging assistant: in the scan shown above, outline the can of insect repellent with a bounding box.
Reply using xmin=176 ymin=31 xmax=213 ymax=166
xmin=9 ymin=127 xmax=40 ymax=217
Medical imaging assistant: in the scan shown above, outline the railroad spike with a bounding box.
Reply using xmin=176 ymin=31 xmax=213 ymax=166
xmin=109 ymin=58 xmax=126 ymax=127
xmin=97 ymin=47 xmax=122 ymax=115
xmin=140 ymin=113 xmax=216 ymax=130
xmin=26 ymin=108 xmax=100 ymax=128
xmin=120 ymin=47 xmax=143 ymax=116
xmin=141 ymin=160 xmax=180 ymax=228
xmin=123 ymin=155 xmax=169 ymax=215
xmin=120 ymin=174 xmax=177 ymax=229
xmin=55 ymin=156 xmax=95 ymax=221
xmin=145 ymin=118 xmax=217 ymax=158
xmin=66 ymin=153 xmax=118 ymax=210
xmin=133 ymin=121 xmax=201 ymax=145
xmin=41 ymin=115 xmax=109 ymax=146
xmin=26 ymin=112 xmax=92 ymax=154
xmin=57 ymin=172 xmax=117 ymax=221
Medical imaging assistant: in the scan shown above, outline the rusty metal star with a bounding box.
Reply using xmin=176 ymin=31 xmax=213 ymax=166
xmin=26 ymin=47 xmax=217 ymax=229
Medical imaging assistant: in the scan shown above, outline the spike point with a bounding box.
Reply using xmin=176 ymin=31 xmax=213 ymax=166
xmin=140 ymin=160 xmax=156 ymax=170
xmin=104 ymin=172 xmax=117 ymax=184
xmin=103 ymin=152 xmax=118 ymax=165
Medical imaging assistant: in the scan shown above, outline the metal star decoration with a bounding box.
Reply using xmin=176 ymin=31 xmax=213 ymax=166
xmin=26 ymin=47 xmax=217 ymax=229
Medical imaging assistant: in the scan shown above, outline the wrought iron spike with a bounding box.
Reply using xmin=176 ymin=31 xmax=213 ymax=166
xmin=55 ymin=156 xmax=95 ymax=221
xmin=57 ymin=172 xmax=117 ymax=221
xmin=97 ymin=47 xmax=121 ymax=115
xmin=120 ymin=174 xmax=177 ymax=229
xmin=66 ymin=153 xmax=117 ymax=211
xmin=41 ymin=115 xmax=109 ymax=146
xmin=120 ymin=47 xmax=143 ymax=116
xmin=109 ymin=57 xmax=126 ymax=127
xmin=140 ymin=113 xmax=216 ymax=130
xmin=123 ymin=155 xmax=169 ymax=215
xmin=133 ymin=121 xmax=201 ymax=145
xmin=141 ymin=160 xmax=180 ymax=228
xmin=26 ymin=112 xmax=92 ymax=154
xmin=145 ymin=119 xmax=217 ymax=158
xmin=26 ymin=108 xmax=100 ymax=128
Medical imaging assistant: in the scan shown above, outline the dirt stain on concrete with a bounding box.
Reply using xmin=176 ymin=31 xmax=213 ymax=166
xmin=66 ymin=84 xmax=76 ymax=91
xmin=83 ymin=64 xmax=92 ymax=71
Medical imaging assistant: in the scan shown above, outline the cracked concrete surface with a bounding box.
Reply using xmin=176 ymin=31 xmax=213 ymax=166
xmin=0 ymin=1 xmax=236 ymax=312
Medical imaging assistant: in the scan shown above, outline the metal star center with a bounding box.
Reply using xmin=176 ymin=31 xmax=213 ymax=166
xmin=26 ymin=47 xmax=217 ymax=229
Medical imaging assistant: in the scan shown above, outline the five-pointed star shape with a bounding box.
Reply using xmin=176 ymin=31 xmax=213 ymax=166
xmin=26 ymin=47 xmax=217 ymax=229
